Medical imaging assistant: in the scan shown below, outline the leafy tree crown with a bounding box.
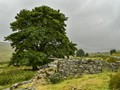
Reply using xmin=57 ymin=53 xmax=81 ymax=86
xmin=5 ymin=6 xmax=76 ymax=69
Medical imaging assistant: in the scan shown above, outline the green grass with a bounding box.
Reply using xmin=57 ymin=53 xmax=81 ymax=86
xmin=112 ymin=53 xmax=120 ymax=56
xmin=36 ymin=72 xmax=114 ymax=90
xmin=0 ymin=65 xmax=36 ymax=89
xmin=0 ymin=42 xmax=119 ymax=90
xmin=0 ymin=69 xmax=35 ymax=85
xmin=0 ymin=42 xmax=36 ymax=89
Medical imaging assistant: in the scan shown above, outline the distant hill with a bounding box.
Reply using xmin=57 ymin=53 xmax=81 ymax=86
xmin=0 ymin=42 xmax=13 ymax=62
xmin=0 ymin=42 xmax=12 ymax=50
xmin=90 ymin=50 xmax=120 ymax=57
xmin=90 ymin=51 xmax=110 ymax=56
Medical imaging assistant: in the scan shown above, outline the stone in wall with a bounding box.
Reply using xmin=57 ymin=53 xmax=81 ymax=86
xmin=57 ymin=59 xmax=120 ymax=76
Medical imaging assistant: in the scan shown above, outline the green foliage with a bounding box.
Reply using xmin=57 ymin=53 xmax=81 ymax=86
xmin=5 ymin=6 xmax=76 ymax=69
xmin=109 ymin=72 xmax=120 ymax=90
xmin=107 ymin=57 xmax=119 ymax=63
xmin=48 ymin=73 xmax=63 ymax=84
xmin=0 ymin=69 xmax=35 ymax=85
xmin=37 ymin=72 xmax=111 ymax=90
xmin=9 ymin=50 xmax=47 ymax=67
xmin=110 ymin=49 xmax=116 ymax=55
xmin=76 ymin=49 xmax=85 ymax=57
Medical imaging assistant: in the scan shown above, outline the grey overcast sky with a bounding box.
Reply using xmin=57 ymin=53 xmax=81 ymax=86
xmin=0 ymin=0 xmax=120 ymax=52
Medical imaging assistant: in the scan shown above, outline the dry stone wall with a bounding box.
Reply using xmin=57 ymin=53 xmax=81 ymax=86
xmin=56 ymin=59 xmax=120 ymax=76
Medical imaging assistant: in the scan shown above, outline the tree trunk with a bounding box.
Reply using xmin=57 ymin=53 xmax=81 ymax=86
xmin=32 ymin=65 xmax=38 ymax=70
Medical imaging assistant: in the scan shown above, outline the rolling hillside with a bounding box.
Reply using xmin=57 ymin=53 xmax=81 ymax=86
xmin=0 ymin=42 xmax=13 ymax=62
xmin=0 ymin=42 xmax=13 ymax=50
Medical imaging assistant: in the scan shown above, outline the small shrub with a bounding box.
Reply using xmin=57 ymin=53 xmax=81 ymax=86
xmin=48 ymin=73 xmax=63 ymax=84
xmin=109 ymin=72 xmax=120 ymax=90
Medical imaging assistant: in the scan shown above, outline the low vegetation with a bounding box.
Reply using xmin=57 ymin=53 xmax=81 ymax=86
xmin=0 ymin=64 xmax=36 ymax=89
xmin=107 ymin=57 xmax=119 ymax=62
xmin=109 ymin=72 xmax=120 ymax=90
xmin=0 ymin=68 xmax=35 ymax=86
xmin=112 ymin=53 xmax=120 ymax=56
xmin=36 ymin=72 xmax=113 ymax=90
xmin=0 ymin=42 xmax=36 ymax=89
xmin=48 ymin=73 xmax=63 ymax=84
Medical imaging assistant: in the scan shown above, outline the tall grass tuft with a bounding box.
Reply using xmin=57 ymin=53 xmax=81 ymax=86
xmin=0 ymin=69 xmax=35 ymax=85
xmin=109 ymin=72 xmax=120 ymax=90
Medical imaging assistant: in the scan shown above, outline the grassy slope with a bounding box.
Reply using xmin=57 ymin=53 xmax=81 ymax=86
xmin=0 ymin=43 xmax=36 ymax=89
xmin=0 ymin=65 xmax=36 ymax=89
xmin=36 ymin=72 xmax=113 ymax=90
xmin=0 ymin=42 xmax=13 ymax=62
xmin=0 ymin=42 xmax=118 ymax=90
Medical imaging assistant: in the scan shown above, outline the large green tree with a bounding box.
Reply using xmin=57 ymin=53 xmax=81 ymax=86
xmin=5 ymin=6 xmax=76 ymax=70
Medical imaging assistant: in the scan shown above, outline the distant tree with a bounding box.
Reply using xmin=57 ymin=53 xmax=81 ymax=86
xmin=110 ymin=49 xmax=116 ymax=55
xmin=85 ymin=53 xmax=89 ymax=57
xmin=76 ymin=49 xmax=85 ymax=57
xmin=5 ymin=6 xmax=76 ymax=70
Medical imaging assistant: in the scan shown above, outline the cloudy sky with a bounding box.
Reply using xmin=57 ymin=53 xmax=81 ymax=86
xmin=0 ymin=0 xmax=120 ymax=52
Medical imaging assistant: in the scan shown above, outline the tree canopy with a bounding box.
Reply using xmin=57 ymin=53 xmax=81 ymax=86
xmin=110 ymin=49 xmax=116 ymax=55
xmin=76 ymin=49 xmax=85 ymax=57
xmin=5 ymin=6 xmax=76 ymax=70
